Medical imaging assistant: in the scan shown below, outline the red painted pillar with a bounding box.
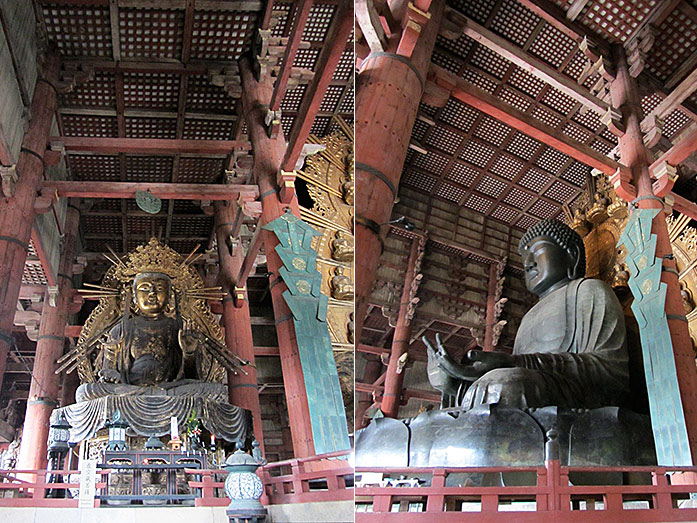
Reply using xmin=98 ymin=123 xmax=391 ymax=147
xmin=611 ymin=46 xmax=697 ymax=458
xmin=17 ymin=202 xmax=79 ymax=472
xmin=214 ymin=201 xmax=264 ymax=448
xmin=239 ymin=56 xmax=315 ymax=458
xmin=355 ymin=1 xmax=444 ymax=342
xmin=381 ymin=237 xmax=421 ymax=417
xmin=0 ymin=50 xmax=60 ymax=392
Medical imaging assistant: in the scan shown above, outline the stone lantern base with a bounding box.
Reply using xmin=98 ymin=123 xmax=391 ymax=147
xmin=226 ymin=500 xmax=267 ymax=523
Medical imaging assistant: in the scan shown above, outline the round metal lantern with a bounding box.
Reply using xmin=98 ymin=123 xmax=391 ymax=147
xmin=223 ymin=447 xmax=267 ymax=523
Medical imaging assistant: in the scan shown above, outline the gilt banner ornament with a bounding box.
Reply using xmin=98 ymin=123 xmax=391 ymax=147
xmin=618 ymin=208 xmax=692 ymax=466
xmin=263 ymin=210 xmax=350 ymax=454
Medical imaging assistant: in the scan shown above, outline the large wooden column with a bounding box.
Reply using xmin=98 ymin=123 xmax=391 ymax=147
xmin=355 ymin=0 xmax=444 ymax=342
xmin=611 ymin=46 xmax=697 ymax=464
xmin=239 ymin=56 xmax=315 ymax=458
xmin=17 ymin=202 xmax=79 ymax=472
xmin=381 ymin=236 xmax=422 ymax=417
xmin=214 ymin=201 xmax=263 ymax=448
xmin=0 ymin=50 xmax=60 ymax=391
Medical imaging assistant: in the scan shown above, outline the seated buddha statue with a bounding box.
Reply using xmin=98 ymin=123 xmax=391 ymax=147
xmin=331 ymin=231 xmax=354 ymax=262
xmin=426 ymin=219 xmax=630 ymax=410
xmin=98 ymin=272 xmax=182 ymax=386
xmin=330 ymin=266 xmax=353 ymax=301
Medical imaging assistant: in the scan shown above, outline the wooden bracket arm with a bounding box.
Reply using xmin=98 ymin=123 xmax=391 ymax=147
xmin=652 ymin=161 xmax=678 ymax=198
xmin=277 ymin=169 xmax=296 ymax=204
xmin=610 ymin=166 xmax=637 ymax=202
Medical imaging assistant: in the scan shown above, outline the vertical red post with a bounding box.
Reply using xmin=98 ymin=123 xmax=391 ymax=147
xmin=611 ymin=46 xmax=697 ymax=460
xmin=214 ymin=201 xmax=264 ymax=448
xmin=355 ymin=1 xmax=444 ymax=342
xmin=239 ymin=56 xmax=314 ymax=458
xmin=17 ymin=202 xmax=80 ymax=472
xmin=381 ymin=237 xmax=421 ymax=417
xmin=0 ymin=50 xmax=60 ymax=392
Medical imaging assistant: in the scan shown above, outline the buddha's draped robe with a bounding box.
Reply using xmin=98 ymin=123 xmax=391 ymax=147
xmin=460 ymin=278 xmax=630 ymax=410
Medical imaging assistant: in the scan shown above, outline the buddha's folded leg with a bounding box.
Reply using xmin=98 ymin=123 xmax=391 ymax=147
xmin=461 ymin=368 xmax=559 ymax=410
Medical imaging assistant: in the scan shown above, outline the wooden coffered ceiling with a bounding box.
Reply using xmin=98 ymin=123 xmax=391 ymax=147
xmin=20 ymin=0 xmax=353 ymax=281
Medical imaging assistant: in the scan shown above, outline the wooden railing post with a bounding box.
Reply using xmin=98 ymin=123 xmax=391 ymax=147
xmin=426 ymin=468 xmax=446 ymax=512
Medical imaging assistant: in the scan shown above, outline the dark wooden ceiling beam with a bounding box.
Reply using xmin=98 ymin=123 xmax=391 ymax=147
xmin=429 ymin=64 xmax=624 ymax=176
xmin=447 ymin=9 xmax=609 ymax=115
xmin=513 ymin=0 xmax=611 ymax=56
xmin=37 ymin=0 xmax=263 ymax=10
xmin=53 ymin=137 xmax=250 ymax=154
xmin=43 ymin=181 xmax=259 ymax=200
xmin=270 ymin=0 xmax=314 ymax=112
xmin=281 ymin=0 xmax=353 ymax=171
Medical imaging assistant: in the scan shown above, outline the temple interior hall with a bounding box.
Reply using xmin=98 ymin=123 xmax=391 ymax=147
xmin=355 ymin=0 xmax=697 ymax=520
xmin=0 ymin=0 xmax=355 ymax=520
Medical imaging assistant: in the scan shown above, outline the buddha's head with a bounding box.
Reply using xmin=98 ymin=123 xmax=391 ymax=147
xmin=518 ymin=220 xmax=585 ymax=297
xmin=133 ymin=272 xmax=172 ymax=318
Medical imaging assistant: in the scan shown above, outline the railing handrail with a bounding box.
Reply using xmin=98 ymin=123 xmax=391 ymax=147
xmin=262 ymin=448 xmax=352 ymax=469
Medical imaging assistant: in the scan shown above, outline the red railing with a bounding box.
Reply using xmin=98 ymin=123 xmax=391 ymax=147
xmin=0 ymin=469 xmax=107 ymax=507
xmin=356 ymin=461 xmax=697 ymax=522
xmin=189 ymin=449 xmax=354 ymax=506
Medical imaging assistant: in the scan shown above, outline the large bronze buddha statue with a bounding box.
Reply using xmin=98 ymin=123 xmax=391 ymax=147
xmin=425 ymin=219 xmax=630 ymax=410
xmin=356 ymin=220 xmax=654 ymax=470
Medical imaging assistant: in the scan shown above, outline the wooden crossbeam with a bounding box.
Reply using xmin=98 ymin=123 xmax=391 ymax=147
xmin=449 ymin=9 xmax=609 ymax=114
xmin=42 ymin=181 xmax=259 ymax=200
xmin=357 ymin=343 xmax=427 ymax=362
xmin=514 ymin=0 xmax=611 ymax=56
xmin=671 ymin=192 xmax=697 ymax=222
xmin=429 ymin=64 xmax=624 ymax=176
xmin=281 ymin=0 xmax=354 ymax=171
xmin=36 ymin=0 xmax=263 ymax=10
xmin=355 ymin=381 xmax=441 ymax=403
xmin=650 ymin=126 xmax=697 ymax=174
xmin=270 ymin=0 xmax=314 ymax=112
xmin=236 ymin=224 xmax=264 ymax=288
xmin=53 ymin=137 xmax=251 ymax=155
xmin=355 ymin=0 xmax=388 ymax=53
xmin=643 ymin=67 xmax=697 ymax=123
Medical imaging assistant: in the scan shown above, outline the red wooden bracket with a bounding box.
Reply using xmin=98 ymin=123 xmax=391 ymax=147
xmin=610 ymin=166 xmax=637 ymax=202
xmin=277 ymin=169 xmax=296 ymax=204
xmin=396 ymin=2 xmax=431 ymax=58
xmin=232 ymin=285 xmax=247 ymax=308
xmin=652 ymin=161 xmax=677 ymax=198
xmin=238 ymin=193 xmax=262 ymax=219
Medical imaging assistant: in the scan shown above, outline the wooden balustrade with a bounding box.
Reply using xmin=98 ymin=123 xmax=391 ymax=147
xmin=189 ymin=449 xmax=354 ymax=506
xmin=355 ymin=462 xmax=697 ymax=522
xmin=0 ymin=468 xmax=107 ymax=507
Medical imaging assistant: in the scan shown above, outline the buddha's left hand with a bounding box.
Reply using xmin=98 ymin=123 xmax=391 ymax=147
xmin=463 ymin=350 xmax=515 ymax=379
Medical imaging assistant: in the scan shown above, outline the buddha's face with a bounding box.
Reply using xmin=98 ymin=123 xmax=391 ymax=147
xmin=134 ymin=276 xmax=170 ymax=317
xmin=521 ymin=236 xmax=572 ymax=297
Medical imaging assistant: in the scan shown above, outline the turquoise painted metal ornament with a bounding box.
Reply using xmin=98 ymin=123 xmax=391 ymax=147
xmin=263 ymin=209 xmax=351 ymax=454
xmin=618 ymin=207 xmax=692 ymax=466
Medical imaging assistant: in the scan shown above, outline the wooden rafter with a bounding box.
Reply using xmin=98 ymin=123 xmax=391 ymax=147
xmin=42 ymin=181 xmax=259 ymax=200
xmin=53 ymin=137 xmax=250 ymax=155
xmin=429 ymin=64 xmax=624 ymax=176
xmin=36 ymin=0 xmax=263 ymax=10
xmin=270 ymin=0 xmax=314 ymax=112
xmin=514 ymin=0 xmax=611 ymax=56
xmin=281 ymin=0 xmax=353 ymax=171
xmin=447 ymin=10 xmax=609 ymax=115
